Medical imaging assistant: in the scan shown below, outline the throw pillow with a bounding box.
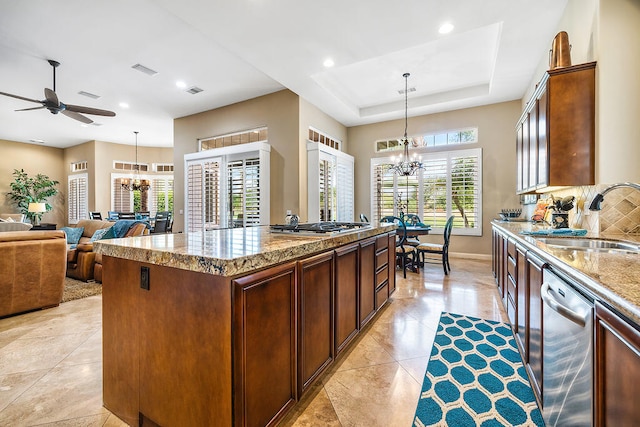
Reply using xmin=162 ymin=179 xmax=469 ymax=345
xmin=60 ymin=226 xmax=84 ymax=245
xmin=90 ymin=227 xmax=112 ymax=242
xmin=99 ymin=226 xmax=116 ymax=240
xmin=0 ymin=218 xmax=6 ymax=222
xmin=6 ymin=217 xmax=15 ymax=222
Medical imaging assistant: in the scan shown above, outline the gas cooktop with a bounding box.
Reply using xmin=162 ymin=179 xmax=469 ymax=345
xmin=270 ymin=222 xmax=371 ymax=235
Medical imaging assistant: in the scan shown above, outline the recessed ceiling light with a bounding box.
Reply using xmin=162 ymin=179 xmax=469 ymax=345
xmin=323 ymin=58 xmax=335 ymax=68
xmin=176 ymin=80 xmax=187 ymax=89
xmin=439 ymin=22 xmax=454 ymax=34
xmin=119 ymin=102 xmax=129 ymax=109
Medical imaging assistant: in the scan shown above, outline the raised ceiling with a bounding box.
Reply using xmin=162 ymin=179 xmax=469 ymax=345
xmin=0 ymin=0 xmax=568 ymax=149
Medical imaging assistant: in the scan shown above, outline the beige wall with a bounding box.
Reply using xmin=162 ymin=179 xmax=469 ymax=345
xmin=524 ymin=0 xmax=640 ymax=184
xmin=173 ymin=90 xmax=299 ymax=232
xmin=348 ymin=101 xmax=522 ymax=256
xmin=0 ymin=139 xmax=66 ymax=225
xmin=298 ymin=98 xmax=348 ymax=221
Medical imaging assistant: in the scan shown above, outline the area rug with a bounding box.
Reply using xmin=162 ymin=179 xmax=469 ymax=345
xmin=62 ymin=277 xmax=102 ymax=303
xmin=413 ymin=312 xmax=544 ymax=427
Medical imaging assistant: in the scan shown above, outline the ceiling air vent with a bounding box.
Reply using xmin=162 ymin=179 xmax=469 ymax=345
xmin=78 ymin=91 xmax=100 ymax=99
xmin=131 ymin=63 xmax=159 ymax=76
xmin=398 ymin=87 xmax=416 ymax=95
xmin=186 ymin=86 xmax=203 ymax=95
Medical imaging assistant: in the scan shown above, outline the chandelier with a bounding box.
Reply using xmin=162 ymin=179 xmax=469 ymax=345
xmin=389 ymin=72 xmax=423 ymax=176
xmin=121 ymin=131 xmax=150 ymax=192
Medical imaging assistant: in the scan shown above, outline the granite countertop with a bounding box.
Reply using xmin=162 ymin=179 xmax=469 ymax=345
xmin=492 ymin=220 xmax=640 ymax=325
xmin=94 ymin=224 xmax=395 ymax=277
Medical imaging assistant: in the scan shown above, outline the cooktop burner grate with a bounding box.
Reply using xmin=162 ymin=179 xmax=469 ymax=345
xmin=270 ymin=222 xmax=370 ymax=234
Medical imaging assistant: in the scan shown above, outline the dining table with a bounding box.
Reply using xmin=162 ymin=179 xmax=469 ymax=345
xmin=405 ymin=224 xmax=431 ymax=237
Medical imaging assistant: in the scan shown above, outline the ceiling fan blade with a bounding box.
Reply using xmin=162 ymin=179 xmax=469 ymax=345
xmin=65 ymin=104 xmax=116 ymax=117
xmin=0 ymin=91 xmax=43 ymax=104
xmin=15 ymin=106 xmax=46 ymax=112
xmin=62 ymin=110 xmax=93 ymax=124
xmin=44 ymin=88 xmax=59 ymax=107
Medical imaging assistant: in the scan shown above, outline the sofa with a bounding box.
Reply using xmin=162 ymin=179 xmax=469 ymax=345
xmin=0 ymin=230 xmax=67 ymax=318
xmin=0 ymin=214 xmax=32 ymax=232
xmin=66 ymin=219 xmax=149 ymax=282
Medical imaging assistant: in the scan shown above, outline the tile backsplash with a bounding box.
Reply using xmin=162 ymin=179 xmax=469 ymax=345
xmin=532 ymin=184 xmax=640 ymax=235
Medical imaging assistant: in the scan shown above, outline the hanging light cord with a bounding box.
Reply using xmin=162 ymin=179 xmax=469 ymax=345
xmin=403 ymin=72 xmax=409 ymax=143
xmin=134 ymin=131 xmax=139 ymax=171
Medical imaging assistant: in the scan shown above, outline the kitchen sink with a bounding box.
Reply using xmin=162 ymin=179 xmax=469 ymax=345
xmin=535 ymin=237 xmax=640 ymax=253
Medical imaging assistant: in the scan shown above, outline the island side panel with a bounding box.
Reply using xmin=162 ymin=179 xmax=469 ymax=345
xmin=102 ymin=256 xmax=233 ymax=427
xmin=102 ymin=255 xmax=140 ymax=426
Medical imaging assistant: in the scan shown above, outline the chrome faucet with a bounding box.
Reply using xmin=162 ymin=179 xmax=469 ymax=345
xmin=588 ymin=182 xmax=640 ymax=210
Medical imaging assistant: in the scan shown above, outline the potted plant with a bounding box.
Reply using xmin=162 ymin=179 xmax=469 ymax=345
xmin=7 ymin=169 xmax=59 ymax=224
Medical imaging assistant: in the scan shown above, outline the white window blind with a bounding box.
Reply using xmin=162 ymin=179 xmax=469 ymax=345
xmin=307 ymin=141 xmax=354 ymax=223
xmin=371 ymin=147 xmax=482 ymax=235
xmin=184 ymin=142 xmax=270 ymax=232
xmin=68 ymin=173 xmax=88 ymax=224
xmin=150 ymin=177 xmax=174 ymax=217
xmin=112 ymin=176 xmax=133 ymax=212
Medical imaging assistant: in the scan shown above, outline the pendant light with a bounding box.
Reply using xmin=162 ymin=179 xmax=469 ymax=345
xmin=389 ymin=73 xmax=423 ymax=176
xmin=121 ymin=131 xmax=150 ymax=192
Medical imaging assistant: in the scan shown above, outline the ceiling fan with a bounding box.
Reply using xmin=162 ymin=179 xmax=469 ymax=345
xmin=0 ymin=59 xmax=116 ymax=124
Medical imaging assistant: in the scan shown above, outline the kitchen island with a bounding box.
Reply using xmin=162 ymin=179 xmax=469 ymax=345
xmin=95 ymin=224 xmax=396 ymax=427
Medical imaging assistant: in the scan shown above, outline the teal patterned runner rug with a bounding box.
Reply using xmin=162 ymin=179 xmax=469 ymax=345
xmin=413 ymin=312 xmax=544 ymax=426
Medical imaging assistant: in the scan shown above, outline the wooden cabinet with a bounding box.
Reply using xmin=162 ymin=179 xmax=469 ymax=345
xmin=515 ymin=244 xmax=528 ymax=355
xmin=334 ymin=243 xmax=359 ymax=355
xmin=595 ymin=301 xmax=640 ymax=426
xmin=525 ymin=252 xmax=545 ymax=405
xmin=297 ymin=253 xmax=334 ymax=396
xmin=233 ymin=262 xmax=297 ymax=427
xmin=388 ymin=232 xmax=396 ymax=295
xmin=516 ymin=62 xmax=596 ymax=194
xmin=359 ymin=237 xmax=376 ymax=328
xmin=505 ymin=238 xmax=517 ymax=325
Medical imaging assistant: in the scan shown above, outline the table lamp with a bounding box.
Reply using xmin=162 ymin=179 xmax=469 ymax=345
xmin=28 ymin=202 xmax=46 ymax=226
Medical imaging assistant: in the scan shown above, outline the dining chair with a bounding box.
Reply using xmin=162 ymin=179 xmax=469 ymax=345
xmin=89 ymin=211 xmax=102 ymax=220
xmin=416 ymin=215 xmax=454 ymax=275
xmin=359 ymin=213 xmax=369 ymax=222
xmin=381 ymin=216 xmax=416 ymax=278
xmin=107 ymin=211 xmax=119 ymax=221
xmin=118 ymin=212 xmax=136 ymax=220
xmin=402 ymin=214 xmax=422 ymax=247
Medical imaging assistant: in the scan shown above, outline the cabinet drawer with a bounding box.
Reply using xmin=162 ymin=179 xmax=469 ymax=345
xmin=376 ymin=234 xmax=388 ymax=252
xmin=507 ymin=275 xmax=516 ymax=302
xmin=375 ymin=282 xmax=389 ymax=309
xmin=507 ymin=239 xmax=517 ymax=259
xmin=376 ymin=249 xmax=388 ymax=270
xmin=506 ymin=293 xmax=516 ymax=326
xmin=507 ymin=256 xmax=516 ymax=281
xmin=376 ymin=265 xmax=388 ymax=288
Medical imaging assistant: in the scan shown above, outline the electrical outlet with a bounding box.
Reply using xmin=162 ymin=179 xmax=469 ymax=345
xmin=140 ymin=266 xmax=150 ymax=290
xmin=286 ymin=209 xmax=291 ymax=215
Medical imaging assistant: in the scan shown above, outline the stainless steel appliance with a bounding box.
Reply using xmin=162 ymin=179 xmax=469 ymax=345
xmin=270 ymin=222 xmax=371 ymax=236
xmin=542 ymin=268 xmax=594 ymax=426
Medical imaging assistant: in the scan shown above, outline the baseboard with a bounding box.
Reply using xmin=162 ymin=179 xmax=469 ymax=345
xmin=449 ymin=252 xmax=491 ymax=261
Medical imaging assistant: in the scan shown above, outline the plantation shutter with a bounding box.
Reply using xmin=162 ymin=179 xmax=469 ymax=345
xmin=450 ymin=153 xmax=480 ymax=230
xmin=68 ymin=173 xmax=88 ymax=224
xmin=371 ymin=163 xmax=394 ymax=223
xmin=336 ymin=156 xmax=353 ymax=222
xmin=421 ymin=156 xmax=448 ymax=228
xmin=112 ymin=177 xmax=132 ymax=212
xmin=243 ymin=158 xmax=261 ymax=226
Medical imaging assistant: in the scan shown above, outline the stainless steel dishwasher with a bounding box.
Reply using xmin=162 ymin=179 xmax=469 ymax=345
xmin=542 ymin=268 xmax=594 ymax=426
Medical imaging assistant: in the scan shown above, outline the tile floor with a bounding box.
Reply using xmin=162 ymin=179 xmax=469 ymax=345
xmin=0 ymin=258 xmax=507 ymax=426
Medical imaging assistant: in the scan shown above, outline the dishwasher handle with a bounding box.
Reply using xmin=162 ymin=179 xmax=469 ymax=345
xmin=541 ymin=282 xmax=587 ymax=327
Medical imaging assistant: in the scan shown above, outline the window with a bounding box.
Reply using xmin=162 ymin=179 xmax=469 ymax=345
xmin=307 ymin=141 xmax=353 ymax=222
xmin=371 ymin=147 xmax=482 ymax=235
xmin=200 ymin=127 xmax=268 ymax=151
xmin=153 ymin=163 xmax=174 ymax=172
xmin=308 ymin=127 xmax=342 ymax=150
xmin=110 ymin=173 xmax=173 ymax=216
xmin=185 ymin=142 xmax=270 ymax=232
xmin=70 ymin=161 xmax=88 ymax=172
xmin=375 ymin=127 xmax=478 ymax=153
xmin=113 ymin=161 xmax=149 ymax=172
xmin=68 ymin=173 xmax=88 ymax=224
